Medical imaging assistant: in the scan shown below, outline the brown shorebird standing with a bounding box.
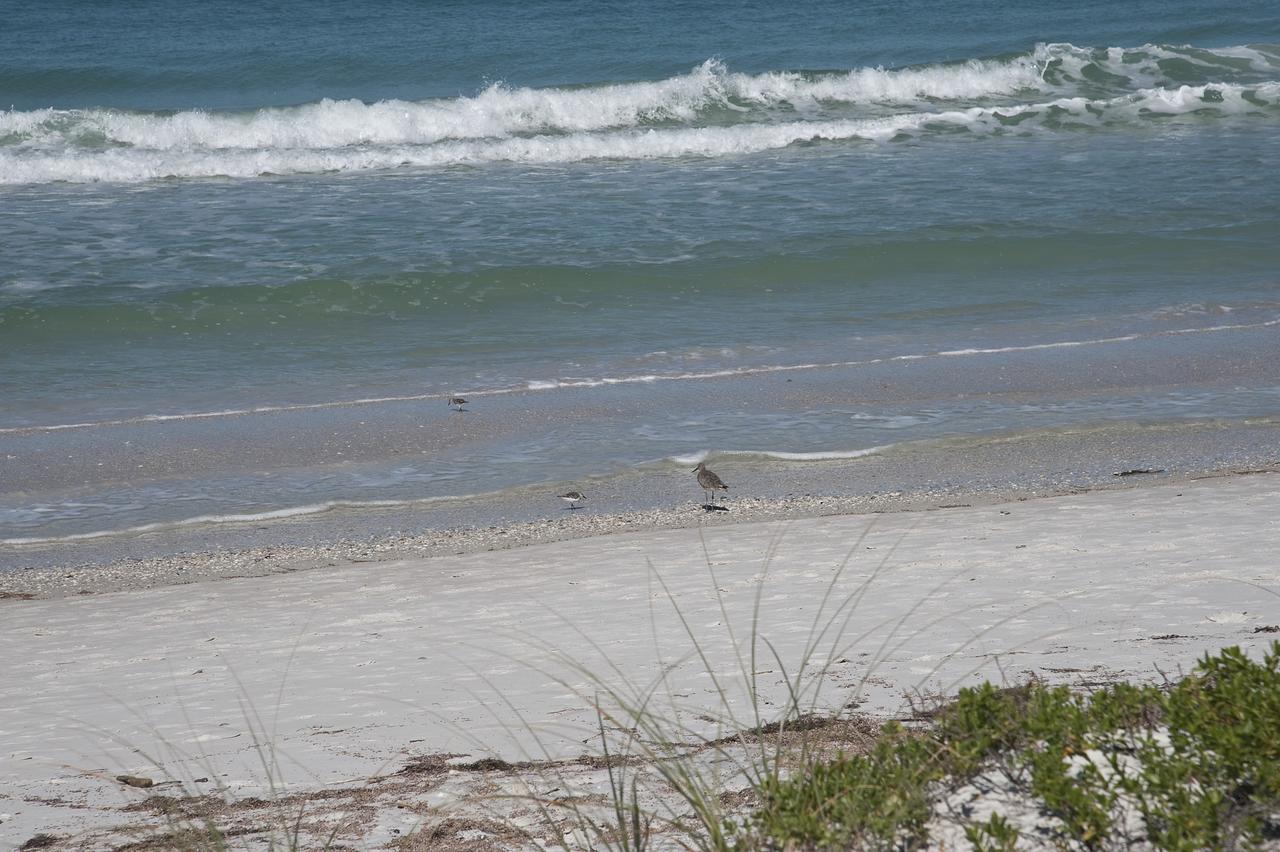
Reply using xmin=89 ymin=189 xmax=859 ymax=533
xmin=693 ymin=461 xmax=728 ymax=506
xmin=446 ymin=395 xmax=468 ymax=412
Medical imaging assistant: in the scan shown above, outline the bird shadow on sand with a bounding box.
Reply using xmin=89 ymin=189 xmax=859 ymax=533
xmin=701 ymin=503 xmax=730 ymax=512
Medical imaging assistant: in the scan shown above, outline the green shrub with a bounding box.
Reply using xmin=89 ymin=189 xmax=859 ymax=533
xmin=963 ymin=812 xmax=1021 ymax=851
xmin=750 ymin=722 xmax=946 ymax=850
xmin=1128 ymin=643 xmax=1280 ymax=849
xmin=936 ymin=682 xmax=1036 ymax=777
xmin=743 ymin=642 xmax=1280 ymax=850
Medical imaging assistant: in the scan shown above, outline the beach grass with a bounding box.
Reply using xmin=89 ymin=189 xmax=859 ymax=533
xmin=65 ymin=640 xmax=356 ymax=852
xmin=401 ymin=525 xmax=1079 ymax=850
xmin=422 ymin=528 xmax=1280 ymax=851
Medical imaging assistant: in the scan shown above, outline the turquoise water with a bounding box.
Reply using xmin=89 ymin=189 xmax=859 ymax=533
xmin=2 ymin=1 xmax=1279 ymax=550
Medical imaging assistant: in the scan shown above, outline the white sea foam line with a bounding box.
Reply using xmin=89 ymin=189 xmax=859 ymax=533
xmin=2 ymin=73 xmax=1277 ymax=185
xmin=0 ymin=389 xmax=544 ymax=434
xmin=3 ymin=43 xmax=1275 ymax=157
xmin=0 ymin=494 xmax=481 ymax=546
xmin=744 ymin=446 xmax=893 ymax=461
xmin=5 ymin=315 xmax=1278 ymax=436
xmin=668 ymin=445 xmax=894 ymax=465
xmin=0 ymin=53 xmax=1047 ymax=153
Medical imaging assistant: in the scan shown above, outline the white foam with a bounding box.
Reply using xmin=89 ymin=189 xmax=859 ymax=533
xmin=2 ymin=46 xmax=1275 ymax=185
xmin=933 ymin=336 xmax=1141 ymax=356
xmin=0 ymin=494 xmax=477 ymax=546
xmin=850 ymin=413 xmax=934 ymax=429
xmin=0 ymin=56 xmax=1045 ymax=155
xmin=732 ymin=446 xmax=894 ymax=461
xmin=0 ymin=389 xmax=546 ymax=435
xmin=727 ymin=55 xmax=1045 ymax=105
xmin=1166 ymin=316 xmax=1280 ymax=334
xmin=0 ymin=113 xmax=931 ymax=183
xmin=1035 ymin=42 xmax=1280 ymax=89
xmin=667 ymin=445 xmax=892 ymax=466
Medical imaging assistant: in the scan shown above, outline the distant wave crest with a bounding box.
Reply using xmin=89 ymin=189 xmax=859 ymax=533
xmin=1 ymin=43 xmax=1277 ymax=184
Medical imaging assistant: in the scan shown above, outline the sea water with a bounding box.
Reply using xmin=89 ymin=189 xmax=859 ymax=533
xmin=2 ymin=0 xmax=1279 ymax=558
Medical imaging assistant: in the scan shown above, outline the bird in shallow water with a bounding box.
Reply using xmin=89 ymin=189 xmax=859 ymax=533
xmin=559 ymin=490 xmax=586 ymax=510
xmin=693 ymin=461 xmax=729 ymax=507
xmin=446 ymin=395 xmax=468 ymax=412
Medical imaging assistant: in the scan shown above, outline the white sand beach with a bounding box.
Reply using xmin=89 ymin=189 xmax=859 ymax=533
xmin=2 ymin=472 xmax=1278 ymax=849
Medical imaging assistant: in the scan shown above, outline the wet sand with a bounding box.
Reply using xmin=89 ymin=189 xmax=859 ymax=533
xmin=3 ymin=447 xmax=1277 ymax=599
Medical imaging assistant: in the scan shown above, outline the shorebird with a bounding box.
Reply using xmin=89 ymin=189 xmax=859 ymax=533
xmin=559 ymin=490 xmax=586 ymax=510
xmin=693 ymin=461 xmax=728 ymax=506
xmin=446 ymin=395 xmax=468 ymax=412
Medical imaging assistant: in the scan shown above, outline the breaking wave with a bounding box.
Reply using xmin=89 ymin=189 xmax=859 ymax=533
xmin=2 ymin=43 xmax=1277 ymax=184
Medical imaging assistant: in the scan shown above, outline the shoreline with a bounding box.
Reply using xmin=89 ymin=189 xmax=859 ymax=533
xmin=6 ymin=316 xmax=1280 ymax=578
xmin=3 ymin=462 xmax=1275 ymax=600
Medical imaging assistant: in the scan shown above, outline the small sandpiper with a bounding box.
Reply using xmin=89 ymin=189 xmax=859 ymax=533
xmin=693 ymin=461 xmax=729 ymax=507
xmin=446 ymin=395 xmax=468 ymax=412
xmin=559 ymin=490 xmax=586 ymax=510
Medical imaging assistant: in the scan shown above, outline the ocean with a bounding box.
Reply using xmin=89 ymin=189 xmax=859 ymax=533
xmin=3 ymin=0 xmax=1279 ymax=566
